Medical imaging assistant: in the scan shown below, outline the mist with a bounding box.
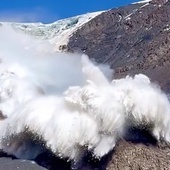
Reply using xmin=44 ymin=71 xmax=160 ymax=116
xmin=0 ymin=24 xmax=84 ymax=94
xmin=0 ymin=24 xmax=113 ymax=94
xmin=0 ymin=23 xmax=115 ymax=166
xmin=1 ymin=21 xmax=170 ymax=169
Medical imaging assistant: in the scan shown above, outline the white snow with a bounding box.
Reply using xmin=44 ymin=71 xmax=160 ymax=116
xmin=0 ymin=22 xmax=115 ymax=163
xmin=65 ymin=58 xmax=170 ymax=146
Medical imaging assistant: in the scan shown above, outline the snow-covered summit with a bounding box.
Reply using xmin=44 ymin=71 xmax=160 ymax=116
xmin=0 ymin=11 xmax=103 ymax=51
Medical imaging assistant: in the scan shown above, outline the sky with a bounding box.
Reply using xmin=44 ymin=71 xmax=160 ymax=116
xmin=0 ymin=0 xmax=142 ymax=23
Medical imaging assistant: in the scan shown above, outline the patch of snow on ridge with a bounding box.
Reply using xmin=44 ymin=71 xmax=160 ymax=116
xmin=0 ymin=11 xmax=104 ymax=51
xmin=132 ymin=0 xmax=151 ymax=4
xmin=50 ymin=11 xmax=104 ymax=51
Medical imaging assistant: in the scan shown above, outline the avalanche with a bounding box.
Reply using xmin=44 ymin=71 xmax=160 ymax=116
xmin=0 ymin=95 xmax=100 ymax=169
xmin=0 ymin=24 xmax=114 ymax=169
xmin=1 ymin=14 xmax=170 ymax=170
xmin=66 ymin=56 xmax=170 ymax=149
xmin=65 ymin=55 xmax=125 ymax=158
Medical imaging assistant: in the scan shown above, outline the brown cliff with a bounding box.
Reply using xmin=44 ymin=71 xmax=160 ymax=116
xmin=68 ymin=0 xmax=170 ymax=93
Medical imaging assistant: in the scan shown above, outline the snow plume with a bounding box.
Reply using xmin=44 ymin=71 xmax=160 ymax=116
xmin=0 ymin=96 xmax=100 ymax=168
xmin=112 ymin=74 xmax=170 ymax=141
xmin=0 ymin=25 xmax=113 ymax=116
xmin=0 ymin=24 xmax=113 ymax=94
xmin=0 ymin=24 xmax=114 ymax=167
xmin=65 ymin=56 xmax=170 ymax=157
xmin=0 ymin=24 xmax=84 ymax=94
xmin=65 ymin=55 xmax=126 ymax=158
xmin=2 ymin=22 xmax=170 ymax=167
xmin=0 ymin=25 xmax=83 ymax=119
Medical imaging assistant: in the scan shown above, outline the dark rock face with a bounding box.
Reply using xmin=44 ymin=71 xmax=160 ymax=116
xmin=68 ymin=0 xmax=170 ymax=92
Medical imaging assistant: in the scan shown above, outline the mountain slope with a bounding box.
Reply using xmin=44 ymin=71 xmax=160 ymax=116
xmin=68 ymin=0 xmax=170 ymax=92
